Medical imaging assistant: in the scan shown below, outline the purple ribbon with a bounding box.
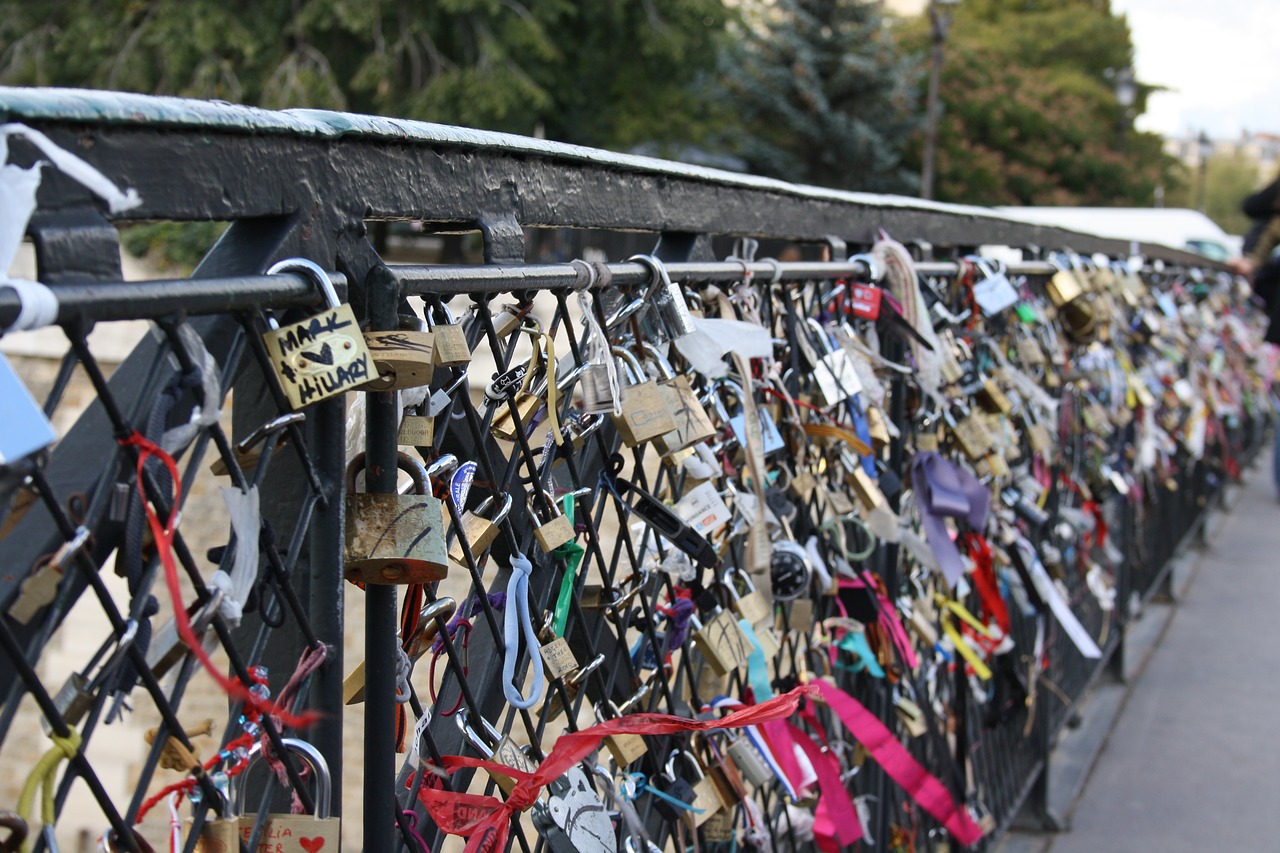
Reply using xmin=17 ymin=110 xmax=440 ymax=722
xmin=911 ymin=451 xmax=989 ymax=588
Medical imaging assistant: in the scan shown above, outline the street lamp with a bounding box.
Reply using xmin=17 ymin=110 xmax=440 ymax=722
xmin=1112 ymin=66 xmax=1136 ymax=152
xmin=1195 ymin=130 xmax=1212 ymax=212
xmin=920 ymin=0 xmax=961 ymax=201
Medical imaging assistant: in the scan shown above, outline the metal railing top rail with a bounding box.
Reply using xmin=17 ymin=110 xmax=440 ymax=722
xmin=0 ymin=87 xmax=1223 ymax=269
xmin=0 ymin=256 xmax=1213 ymax=332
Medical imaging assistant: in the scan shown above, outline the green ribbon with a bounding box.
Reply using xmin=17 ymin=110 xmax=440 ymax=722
xmin=551 ymin=494 xmax=585 ymax=637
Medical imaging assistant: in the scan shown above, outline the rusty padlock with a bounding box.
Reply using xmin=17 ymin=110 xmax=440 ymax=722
xmin=344 ymin=452 xmax=447 ymax=584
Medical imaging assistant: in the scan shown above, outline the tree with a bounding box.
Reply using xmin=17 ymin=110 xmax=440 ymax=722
xmin=1165 ymin=152 xmax=1262 ymax=236
xmin=898 ymin=0 xmax=1179 ymax=206
xmin=714 ymin=0 xmax=923 ymax=194
xmin=0 ymin=0 xmax=732 ymax=151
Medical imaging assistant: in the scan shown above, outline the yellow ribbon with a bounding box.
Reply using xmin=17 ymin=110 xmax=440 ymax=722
xmin=936 ymin=595 xmax=993 ymax=681
xmin=17 ymin=730 xmax=80 ymax=853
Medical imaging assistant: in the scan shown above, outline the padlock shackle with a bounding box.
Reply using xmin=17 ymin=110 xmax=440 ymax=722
xmin=609 ymin=346 xmax=646 ymax=385
xmin=232 ymin=737 xmax=332 ymax=819
xmin=664 ymin=748 xmax=705 ymax=782
xmin=474 ymin=493 xmax=513 ymax=526
xmin=638 ymin=341 xmax=677 ymax=380
xmin=456 ymin=707 xmax=504 ymax=754
xmin=346 ymin=451 xmax=429 ymax=496
xmin=267 ymin=258 xmax=342 ymax=310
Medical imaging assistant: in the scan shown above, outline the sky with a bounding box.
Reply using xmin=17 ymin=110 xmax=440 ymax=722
xmin=1112 ymin=0 xmax=1280 ymax=139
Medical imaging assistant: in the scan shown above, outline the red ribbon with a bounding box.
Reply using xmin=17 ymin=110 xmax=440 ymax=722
xmin=416 ymin=684 xmax=818 ymax=853
xmin=810 ymin=679 xmax=984 ymax=847
xmin=962 ymin=533 xmax=1009 ymax=636
xmin=120 ymin=432 xmax=315 ymax=729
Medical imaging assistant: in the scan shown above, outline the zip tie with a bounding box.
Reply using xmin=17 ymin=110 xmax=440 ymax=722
xmin=501 ymin=552 xmax=545 ymax=709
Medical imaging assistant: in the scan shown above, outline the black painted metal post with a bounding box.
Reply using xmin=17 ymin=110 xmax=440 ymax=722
xmin=363 ymin=265 xmax=401 ymax=853
xmin=1109 ymin=495 xmax=1134 ymax=683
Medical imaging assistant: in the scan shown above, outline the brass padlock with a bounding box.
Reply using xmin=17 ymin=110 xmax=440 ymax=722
xmin=848 ymin=466 xmax=887 ymax=514
xmin=610 ymin=347 xmax=677 ymax=446
xmin=725 ymin=567 xmax=772 ymax=627
xmin=234 ymin=738 xmax=341 ymax=853
xmin=448 ymin=494 xmax=512 ymax=571
xmin=490 ymin=344 xmax=557 ymax=442
xmin=529 ymin=492 xmax=574 ymax=554
xmin=344 ymin=452 xmax=448 ymax=584
xmin=457 ymin=709 xmax=540 ymax=800
xmin=190 ymin=791 xmax=239 ymax=853
xmin=866 ymin=404 xmax=892 ymax=452
xmin=262 ymin=258 xmax=372 ymax=410
xmin=397 ymin=413 xmax=434 ymax=447
xmin=361 ymin=313 xmax=436 ymax=391
xmin=692 ymin=609 xmax=753 ymax=676
xmin=428 ymin=302 xmax=472 ymax=367
xmin=948 ymin=410 xmax=994 ymax=461
xmin=1047 ymin=269 xmax=1085 ymax=307
xmin=643 ymin=343 xmax=717 ymax=456
xmin=595 ymin=700 xmax=648 ymax=768
xmin=666 ymin=749 xmax=722 ymax=827
xmin=977 ymin=377 xmax=1014 ymax=416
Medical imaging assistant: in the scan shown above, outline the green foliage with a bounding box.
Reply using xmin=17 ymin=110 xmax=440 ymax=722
xmin=1165 ymin=153 xmax=1263 ymax=236
xmin=900 ymin=0 xmax=1178 ymax=206
xmin=119 ymin=222 xmax=228 ymax=273
xmin=0 ymin=0 xmax=731 ymax=148
xmin=714 ymin=0 xmax=922 ymax=193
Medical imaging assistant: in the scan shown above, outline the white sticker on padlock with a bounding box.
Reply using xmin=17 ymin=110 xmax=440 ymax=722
xmin=0 ymin=353 xmax=55 ymax=463
xmin=813 ymin=349 xmax=863 ymax=405
xmin=673 ymin=481 xmax=733 ymax=537
xmin=973 ymin=274 xmax=1019 ymax=315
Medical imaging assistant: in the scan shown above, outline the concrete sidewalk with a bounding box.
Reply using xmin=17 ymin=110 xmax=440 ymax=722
xmin=1002 ymin=451 xmax=1280 ymax=852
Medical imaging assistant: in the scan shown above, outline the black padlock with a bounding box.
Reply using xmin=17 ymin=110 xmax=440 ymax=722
xmin=651 ymin=770 xmax=697 ymax=824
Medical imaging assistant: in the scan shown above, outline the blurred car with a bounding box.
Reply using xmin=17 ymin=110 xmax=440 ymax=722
xmin=998 ymin=207 xmax=1238 ymax=261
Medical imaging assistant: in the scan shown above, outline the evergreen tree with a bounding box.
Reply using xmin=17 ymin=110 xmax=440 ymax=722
xmin=715 ymin=0 xmax=923 ymax=194
xmin=899 ymin=0 xmax=1178 ymax=206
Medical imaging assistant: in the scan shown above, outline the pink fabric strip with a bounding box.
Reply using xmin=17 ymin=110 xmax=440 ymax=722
xmin=759 ymin=717 xmax=807 ymax=800
xmin=786 ymin=721 xmax=863 ymax=850
xmin=812 ymin=679 xmax=984 ymax=847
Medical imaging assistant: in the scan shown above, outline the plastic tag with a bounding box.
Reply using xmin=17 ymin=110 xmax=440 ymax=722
xmin=729 ymin=409 xmax=785 ymax=455
xmin=674 ymin=482 xmax=733 ymax=537
xmin=0 ymin=353 xmax=55 ymax=463
xmin=451 ymin=461 xmax=476 ymax=509
xmin=1015 ymin=303 xmax=1038 ymax=324
xmin=973 ymin=274 xmax=1019 ymax=315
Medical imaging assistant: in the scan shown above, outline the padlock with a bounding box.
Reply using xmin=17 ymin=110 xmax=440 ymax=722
xmin=610 ymin=347 xmax=677 ymax=446
xmin=642 ymin=343 xmax=717 ymax=456
xmin=147 ymin=593 xmax=222 ymax=682
xmin=848 ymin=466 xmax=887 ymax=514
xmin=806 ymin=318 xmax=864 ymax=406
xmin=866 ymin=404 xmax=892 ymax=452
xmin=361 ymin=313 xmax=436 ymax=391
xmin=666 ymin=749 xmax=722 ymax=827
xmin=977 ymin=376 xmax=1014 ymax=417
xmin=541 ymin=654 xmax=605 ymax=721
xmin=427 ymin=302 xmax=472 ymax=367
xmin=344 ymin=452 xmax=448 ymax=584
xmin=946 ymin=409 xmax=994 ymax=462
xmin=631 ymin=253 xmax=696 ymax=339
xmin=457 ymin=708 xmax=541 ymax=800
xmin=489 ymin=359 xmax=547 ymax=442
xmin=43 ymin=621 xmax=137 ymax=735
xmin=711 ymin=381 xmax=784 ymax=456
xmin=233 ymin=738 xmax=340 ymax=853
xmin=528 ymin=491 xmax=575 ymax=554
xmin=725 ymin=735 xmax=773 ymax=788
xmin=769 ymin=539 xmax=812 ymax=601
xmin=190 ymin=790 xmax=239 ymax=853
xmin=691 ymin=609 xmax=753 ymax=676
xmin=725 ymin=567 xmax=772 ymax=626
xmin=595 ymin=700 xmax=649 ymax=768
xmin=397 ymin=413 xmax=434 ymax=447
xmin=447 ymin=494 xmax=512 ymax=570
xmin=262 ymin=258 xmax=372 ymax=410
xmin=533 ymin=764 xmax=617 ymax=853
xmin=1047 ymin=267 xmax=1085 ymax=307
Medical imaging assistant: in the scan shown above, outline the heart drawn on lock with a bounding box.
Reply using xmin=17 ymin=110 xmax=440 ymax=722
xmin=299 ymin=342 xmax=335 ymax=366
xmin=299 ymin=837 xmax=326 ymax=853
